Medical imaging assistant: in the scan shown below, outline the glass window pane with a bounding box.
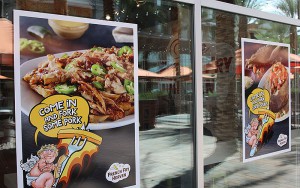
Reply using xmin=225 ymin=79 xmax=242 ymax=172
xmin=1 ymin=1 xmax=195 ymax=188
xmin=115 ymin=2 xmax=195 ymax=187
xmin=202 ymin=7 xmax=300 ymax=187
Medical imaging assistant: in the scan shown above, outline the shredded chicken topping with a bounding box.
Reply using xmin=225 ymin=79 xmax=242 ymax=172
xmin=23 ymin=46 xmax=134 ymax=122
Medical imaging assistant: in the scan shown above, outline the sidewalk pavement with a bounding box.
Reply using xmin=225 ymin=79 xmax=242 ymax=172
xmin=140 ymin=114 xmax=194 ymax=188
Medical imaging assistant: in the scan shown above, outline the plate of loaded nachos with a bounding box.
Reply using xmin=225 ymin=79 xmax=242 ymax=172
xmin=21 ymin=46 xmax=135 ymax=130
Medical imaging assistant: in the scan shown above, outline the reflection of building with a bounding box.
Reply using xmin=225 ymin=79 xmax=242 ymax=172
xmin=0 ymin=18 xmax=14 ymax=115
xmin=138 ymin=65 xmax=192 ymax=93
xmin=139 ymin=65 xmax=192 ymax=115
xmin=17 ymin=0 xmax=94 ymax=17
xmin=202 ymin=42 xmax=235 ymax=96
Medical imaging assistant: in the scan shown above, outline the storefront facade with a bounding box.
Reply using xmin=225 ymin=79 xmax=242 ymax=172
xmin=0 ymin=0 xmax=300 ymax=187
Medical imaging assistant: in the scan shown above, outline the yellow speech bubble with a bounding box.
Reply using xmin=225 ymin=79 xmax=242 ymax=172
xmin=247 ymin=88 xmax=270 ymax=115
xmin=29 ymin=95 xmax=89 ymax=145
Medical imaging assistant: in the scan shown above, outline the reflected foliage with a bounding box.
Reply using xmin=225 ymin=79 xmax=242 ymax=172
xmin=255 ymin=21 xmax=290 ymax=43
xmin=234 ymin=0 xmax=265 ymax=9
xmin=276 ymin=0 xmax=298 ymax=17
xmin=276 ymin=0 xmax=298 ymax=53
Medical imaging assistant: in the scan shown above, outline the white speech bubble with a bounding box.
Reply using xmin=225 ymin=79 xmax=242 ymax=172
xmin=277 ymin=134 xmax=287 ymax=147
xmin=106 ymin=163 xmax=130 ymax=183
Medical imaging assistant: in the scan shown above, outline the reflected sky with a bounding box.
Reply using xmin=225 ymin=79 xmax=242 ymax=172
xmin=221 ymin=0 xmax=299 ymax=18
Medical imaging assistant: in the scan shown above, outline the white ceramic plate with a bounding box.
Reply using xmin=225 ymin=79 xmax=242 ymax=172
xmin=20 ymin=51 xmax=135 ymax=130
xmin=258 ymin=67 xmax=289 ymax=122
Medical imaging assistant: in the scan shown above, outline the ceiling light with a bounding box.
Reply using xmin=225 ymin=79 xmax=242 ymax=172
xmin=136 ymin=0 xmax=146 ymax=7
xmin=105 ymin=14 xmax=111 ymax=20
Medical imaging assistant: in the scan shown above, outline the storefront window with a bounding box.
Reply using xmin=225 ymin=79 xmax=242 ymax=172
xmin=202 ymin=7 xmax=300 ymax=187
xmin=1 ymin=1 xmax=195 ymax=188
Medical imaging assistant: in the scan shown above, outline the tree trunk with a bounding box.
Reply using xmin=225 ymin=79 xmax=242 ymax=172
xmin=290 ymin=25 xmax=297 ymax=54
xmin=238 ymin=16 xmax=248 ymax=43
xmin=54 ymin=0 xmax=67 ymax=15
xmin=212 ymin=10 xmax=238 ymax=141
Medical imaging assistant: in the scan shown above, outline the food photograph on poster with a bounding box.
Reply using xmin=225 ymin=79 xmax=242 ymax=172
xmin=242 ymin=38 xmax=291 ymax=163
xmin=14 ymin=10 xmax=139 ymax=188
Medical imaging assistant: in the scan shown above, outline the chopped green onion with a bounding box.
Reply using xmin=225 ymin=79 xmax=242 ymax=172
xmin=20 ymin=38 xmax=30 ymax=51
xmin=28 ymin=40 xmax=45 ymax=53
xmin=20 ymin=38 xmax=45 ymax=54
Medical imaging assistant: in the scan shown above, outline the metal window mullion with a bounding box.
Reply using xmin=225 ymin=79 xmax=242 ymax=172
xmin=173 ymin=0 xmax=204 ymax=187
xmin=194 ymin=1 xmax=204 ymax=188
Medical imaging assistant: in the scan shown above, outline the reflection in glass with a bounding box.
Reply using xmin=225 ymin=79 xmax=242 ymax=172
xmin=217 ymin=0 xmax=300 ymax=20
xmin=115 ymin=2 xmax=195 ymax=187
xmin=202 ymin=7 xmax=300 ymax=187
xmin=3 ymin=1 xmax=195 ymax=188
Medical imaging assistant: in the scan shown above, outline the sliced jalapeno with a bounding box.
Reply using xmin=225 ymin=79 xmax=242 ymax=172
xmin=91 ymin=64 xmax=106 ymax=76
xmin=111 ymin=61 xmax=126 ymax=73
xmin=60 ymin=53 xmax=68 ymax=59
xmin=55 ymin=84 xmax=77 ymax=94
xmin=92 ymin=81 xmax=104 ymax=90
xmin=65 ymin=61 xmax=76 ymax=71
xmin=124 ymin=79 xmax=134 ymax=94
xmin=117 ymin=46 xmax=133 ymax=56
xmin=91 ymin=47 xmax=104 ymax=52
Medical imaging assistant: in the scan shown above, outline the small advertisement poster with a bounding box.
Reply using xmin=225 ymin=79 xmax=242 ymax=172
xmin=242 ymin=38 xmax=291 ymax=162
xmin=14 ymin=10 xmax=139 ymax=187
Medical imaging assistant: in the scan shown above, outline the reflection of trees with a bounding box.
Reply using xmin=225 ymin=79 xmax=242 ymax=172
xmin=255 ymin=21 xmax=290 ymax=43
xmin=267 ymin=1 xmax=300 ymax=121
xmin=213 ymin=8 xmax=237 ymax=141
xmin=234 ymin=0 xmax=264 ymax=40
xmin=201 ymin=1 xmax=239 ymax=144
xmin=234 ymin=0 xmax=264 ymax=8
xmin=276 ymin=0 xmax=298 ymax=54
xmin=209 ymin=0 xmax=268 ymax=142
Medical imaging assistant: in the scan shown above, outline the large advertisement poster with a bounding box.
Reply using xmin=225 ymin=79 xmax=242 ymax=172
xmin=14 ymin=10 xmax=139 ymax=187
xmin=242 ymin=38 xmax=291 ymax=162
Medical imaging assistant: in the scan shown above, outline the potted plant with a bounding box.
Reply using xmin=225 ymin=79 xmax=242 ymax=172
xmin=139 ymin=92 xmax=159 ymax=130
